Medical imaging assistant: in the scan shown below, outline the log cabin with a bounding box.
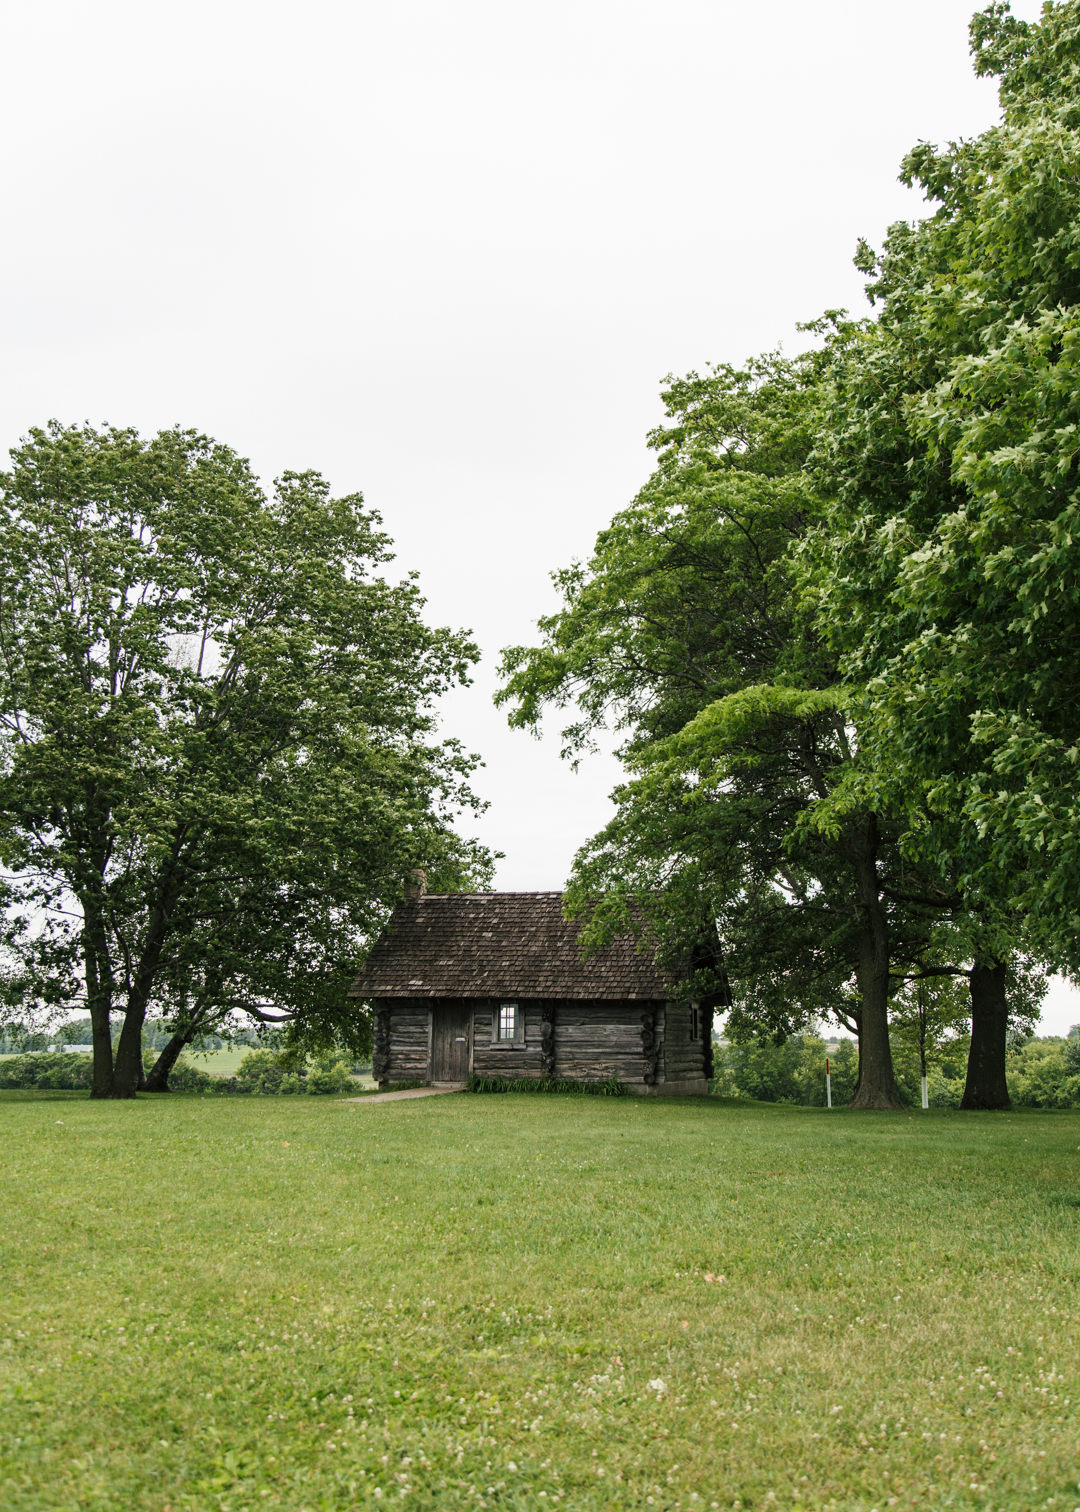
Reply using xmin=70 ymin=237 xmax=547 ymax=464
xmin=348 ymin=886 xmax=715 ymax=1095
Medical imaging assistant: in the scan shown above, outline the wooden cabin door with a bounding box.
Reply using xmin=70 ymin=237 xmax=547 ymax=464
xmin=432 ymin=1004 xmax=471 ymax=1082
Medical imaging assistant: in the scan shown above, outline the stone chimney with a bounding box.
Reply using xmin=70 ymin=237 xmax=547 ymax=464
xmin=403 ymin=867 xmax=428 ymax=903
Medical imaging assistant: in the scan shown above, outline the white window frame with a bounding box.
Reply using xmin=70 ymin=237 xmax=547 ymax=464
xmin=491 ymin=1002 xmax=525 ymax=1048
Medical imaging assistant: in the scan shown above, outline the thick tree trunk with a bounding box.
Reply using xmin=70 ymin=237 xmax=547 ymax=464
xmin=111 ymin=1010 xmax=145 ymax=1098
xmin=84 ymin=918 xmax=116 ymax=1100
xmin=111 ymin=897 xmax=176 ymax=1096
xmin=961 ymin=960 xmax=1011 ymax=1110
xmin=144 ymin=1032 xmax=191 ymax=1092
xmin=849 ymin=852 xmax=904 ymax=1110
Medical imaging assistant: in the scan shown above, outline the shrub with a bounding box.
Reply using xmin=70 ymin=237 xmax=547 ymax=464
xmin=234 ymin=1049 xmax=287 ymax=1095
xmin=0 ymin=1053 xmax=94 ymax=1090
xmin=305 ymin=1059 xmax=355 ymax=1095
xmin=167 ymin=1058 xmax=219 ymax=1094
xmin=1007 ymin=1039 xmax=1080 ymax=1108
xmin=711 ymin=1035 xmax=856 ymax=1106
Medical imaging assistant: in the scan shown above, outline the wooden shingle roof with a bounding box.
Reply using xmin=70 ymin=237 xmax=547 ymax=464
xmin=348 ymin=892 xmax=674 ymax=1001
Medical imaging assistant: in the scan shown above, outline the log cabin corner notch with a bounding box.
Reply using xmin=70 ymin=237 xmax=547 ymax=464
xmin=348 ymin=891 xmax=713 ymax=1094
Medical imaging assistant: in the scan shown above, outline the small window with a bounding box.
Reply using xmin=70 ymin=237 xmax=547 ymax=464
xmin=690 ymin=1004 xmax=701 ymax=1042
xmin=491 ymin=1002 xmax=525 ymax=1047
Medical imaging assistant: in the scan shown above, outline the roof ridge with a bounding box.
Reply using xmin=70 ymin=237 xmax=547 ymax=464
xmin=419 ymin=890 xmax=565 ymax=897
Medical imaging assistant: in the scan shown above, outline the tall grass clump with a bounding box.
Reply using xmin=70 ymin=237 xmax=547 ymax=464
xmin=466 ymin=1073 xmax=625 ymax=1096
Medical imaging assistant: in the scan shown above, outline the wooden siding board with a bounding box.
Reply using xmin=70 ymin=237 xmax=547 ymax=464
xmin=660 ymin=999 xmax=704 ymax=1081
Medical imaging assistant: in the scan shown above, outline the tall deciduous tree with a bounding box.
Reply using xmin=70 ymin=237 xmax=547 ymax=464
xmin=498 ymin=355 xmax=942 ymax=1109
xmin=815 ymin=0 xmax=1080 ymax=940
xmin=806 ymin=0 xmax=1080 ymax=1098
xmin=0 ymin=423 xmax=492 ymax=1097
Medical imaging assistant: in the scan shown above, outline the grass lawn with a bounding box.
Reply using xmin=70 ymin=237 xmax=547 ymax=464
xmin=183 ymin=1046 xmax=253 ymax=1077
xmin=2 ymin=1094 xmax=1078 ymax=1512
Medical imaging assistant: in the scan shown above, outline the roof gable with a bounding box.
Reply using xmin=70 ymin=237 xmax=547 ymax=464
xmin=349 ymin=892 xmax=673 ymax=1001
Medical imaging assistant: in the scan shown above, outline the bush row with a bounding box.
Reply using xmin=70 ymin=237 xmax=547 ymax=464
xmin=0 ymin=1053 xmax=94 ymax=1090
xmin=0 ymin=1049 xmax=364 ymax=1096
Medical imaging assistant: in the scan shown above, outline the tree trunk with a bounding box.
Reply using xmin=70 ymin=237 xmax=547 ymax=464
xmin=144 ymin=1032 xmax=191 ymax=1092
xmin=84 ymin=918 xmax=116 ymax=1100
xmin=111 ymin=895 xmax=177 ymax=1097
xmin=961 ymin=960 xmax=1011 ymax=1110
xmin=849 ymin=851 xmax=904 ymax=1110
xmin=111 ymin=1008 xmax=146 ymax=1098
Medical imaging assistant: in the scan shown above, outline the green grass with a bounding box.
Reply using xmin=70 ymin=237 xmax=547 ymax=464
xmin=1 ymin=1093 xmax=1079 ymax=1512
xmin=183 ymin=1045 xmax=253 ymax=1077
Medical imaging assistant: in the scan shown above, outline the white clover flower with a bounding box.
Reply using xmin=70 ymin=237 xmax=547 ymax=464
xmin=648 ymin=1379 xmax=666 ymax=1393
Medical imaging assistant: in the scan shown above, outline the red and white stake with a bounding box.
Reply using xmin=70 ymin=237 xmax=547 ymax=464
xmin=826 ymin=1056 xmax=832 ymax=1109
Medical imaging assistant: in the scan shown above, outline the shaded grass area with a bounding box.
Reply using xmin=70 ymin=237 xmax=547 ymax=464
xmin=1 ymin=1093 xmax=1079 ymax=1511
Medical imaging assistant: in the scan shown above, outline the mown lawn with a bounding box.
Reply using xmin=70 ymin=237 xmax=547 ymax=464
xmin=183 ymin=1047 xmax=255 ymax=1078
xmin=2 ymin=1092 xmax=1078 ymax=1512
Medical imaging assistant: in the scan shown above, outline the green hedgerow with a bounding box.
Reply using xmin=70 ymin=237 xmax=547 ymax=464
xmin=0 ymin=1053 xmax=94 ymax=1091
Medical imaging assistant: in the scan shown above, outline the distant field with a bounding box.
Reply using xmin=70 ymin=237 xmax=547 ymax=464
xmin=0 ymin=1093 xmax=1077 ymax=1511
xmin=183 ymin=1044 xmax=260 ymax=1077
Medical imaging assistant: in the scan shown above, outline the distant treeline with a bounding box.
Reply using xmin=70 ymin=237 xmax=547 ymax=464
xmin=0 ymin=1019 xmax=258 ymax=1056
xmin=713 ymin=1033 xmax=1080 ymax=1110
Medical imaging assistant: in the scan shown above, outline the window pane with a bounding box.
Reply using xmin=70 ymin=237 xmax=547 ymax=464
xmin=499 ymin=1003 xmax=516 ymax=1040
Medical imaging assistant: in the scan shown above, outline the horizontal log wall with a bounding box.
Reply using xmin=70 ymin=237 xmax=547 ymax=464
xmin=385 ymin=999 xmax=431 ymax=1080
xmin=660 ymin=998 xmax=706 ymax=1084
xmin=552 ymin=1000 xmax=662 ymax=1086
xmin=472 ymin=1001 xmax=545 ymax=1078
xmin=382 ymin=997 xmax=681 ymax=1085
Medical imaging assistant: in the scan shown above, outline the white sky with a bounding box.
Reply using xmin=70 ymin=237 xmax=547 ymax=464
xmin=3 ymin=0 xmax=1074 ymax=1032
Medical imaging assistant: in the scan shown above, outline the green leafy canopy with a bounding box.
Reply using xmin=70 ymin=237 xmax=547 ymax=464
xmin=0 ymin=422 xmax=494 ymax=1095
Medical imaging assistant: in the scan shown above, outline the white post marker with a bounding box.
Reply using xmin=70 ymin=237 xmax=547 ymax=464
xmin=921 ymin=1075 xmax=929 ymax=1111
xmin=826 ymin=1056 xmax=832 ymax=1109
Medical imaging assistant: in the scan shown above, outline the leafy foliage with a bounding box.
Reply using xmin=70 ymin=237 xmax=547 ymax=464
xmin=711 ymin=1035 xmax=858 ymax=1107
xmin=810 ymin=0 xmax=1080 ymax=966
xmin=1006 ymin=1036 xmax=1080 ymax=1107
xmin=0 ymin=422 xmax=493 ymax=1097
xmin=498 ymin=352 xmax=974 ymax=1107
xmin=0 ymin=1052 xmax=94 ymax=1090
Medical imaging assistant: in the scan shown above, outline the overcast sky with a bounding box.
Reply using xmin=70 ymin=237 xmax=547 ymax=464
xmin=4 ymin=0 xmax=1072 ymax=1030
